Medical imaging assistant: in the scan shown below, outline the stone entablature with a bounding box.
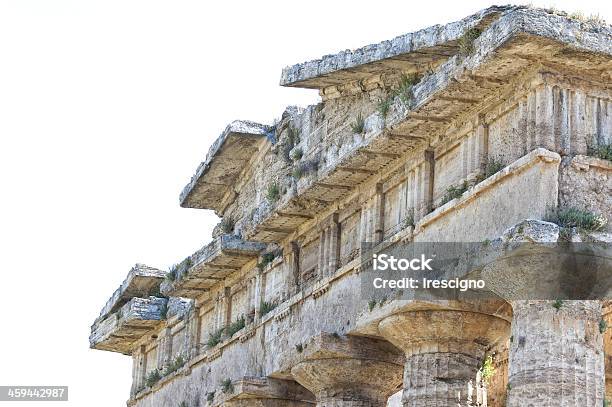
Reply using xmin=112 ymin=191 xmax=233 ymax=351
xmin=90 ymin=5 xmax=612 ymax=407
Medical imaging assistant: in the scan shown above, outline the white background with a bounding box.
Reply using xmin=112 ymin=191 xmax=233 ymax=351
xmin=0 ymin=1 xmax=609 ymax=405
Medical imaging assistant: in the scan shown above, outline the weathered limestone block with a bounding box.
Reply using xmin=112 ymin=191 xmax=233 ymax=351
xmin=291 ymin=333 xmax=404 ymax=406
xmin=180 ymin=120 xmax=270 ymax=213
xmin=90 ymin=296 xmax=168 ymax=354
xmin=96 ymin=263 xmax=166 ymax=322
xmin=378 ymin=310 xmax=509 ymax=406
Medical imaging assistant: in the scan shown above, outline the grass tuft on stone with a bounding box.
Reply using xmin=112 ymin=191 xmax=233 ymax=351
xmin=600 ymin=319 xmax=608 ymax=334
xmin=350 ymin=113 xmax=365 ymax=134
xmin=377 ymin=96 xmax=392 ymax=119
xmin=440 ymin=181 xmax=470 ymax=206
xmin=589 ymin=143 xmax=612 ymax=161
xmin=220 ymin=378 xmax=234 ymax=394
xmin=396 ymin=73 xmax=420 ymax=105
xmin=145 ymin=369 xmax=162 ymax=387
xmin=206 ymin=391 xmax=215 ymax=402
xmin=457 ymin=27 xmax=482 ymax=56
xmin=266 ymin=183 xmax=280 ymax=203
xmin=259 ymin=300 xmax=277 ymax=317
xmin=548 ymin=207 xmax=607 ymax=232
xmin=206 ymin=327 xmax=225 ymax=348
xmin=226 ymin=315 xmax=246 ymax=337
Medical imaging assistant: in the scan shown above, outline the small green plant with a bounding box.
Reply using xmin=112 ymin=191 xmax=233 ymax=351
xmin=600 ymin=319 xmax=608 ymax=334
xmin=266 ymin=183 xmax=280 ymax=202
xmin=350 ymin=113 xmax=365 ymax=134
xmin=257 ymin=252 xmax=276 ymax=271
xmin=145 ymin=369 xmax=162 ymax=387
xmin=548 ymin=207 xmax=607 ymax=232
xmin=290 ymin=147 xmax=303 ymax=161
xmin=165 ymin=268 xmax=176 ymax=282
xmin=402 ymin=210 xmax=415 ymax=229
xmin=474 ymin=159 xmax=506 ymax=184
xmin=206 ymin=391 xmax=215 ymax=403
xmin=179 ymin=401 xmax=188 ymax=407
xmin=483 ymin=239 xmax=491 ymax=247
xmin=220 ymin=378 xmax=234 ymax=394
xmin=588 ymin=143 xmax=612 ymax=161
xmin=457 ymin=27 xmax=482 ymax=56
xmin=507 ymin=383 xmax=512 ymax=391
xmin=510 ymin=335 xmax=514 ymax=343
xmin=379 ymin=295 xmax=387 ymax=307
xmin=287 ymin=125 xmax=300 ymax=146
xmin=368 ymin=299 xmax=377 ymax=312
xmin=484 ymin=159 xmax=505 ymax=177
xmin=396 ymin=73 xmax=420 ymax=105
xmin=292 ymin=164 xmax=304 ymax=179
xmin=226 ymin=315 xmax=246 ymax=337
xmin=259 ymin=300 xmax=277 ymax=317
xmin=481 ymin=355 xmax=495 ymax=383
xmin=552 ymin=299 xmax=564 ymax=310
xmin=605 ymin=398 xmax=612 ymax=407
xmin=206 ymin=327 xmax=225 ymax=348
xmin=295 ymin=343 xmax=303 ymax=353
xmin=160 ymin=303 xmax=168 ymax=319
xmin=377 ymin=96 xmax=392 ymax=119
xmin=440 ymin=181 xmax=470 ymax=206
xmin=219 ymin=216 xmax=235 ymax=234
xmin=164 ymin=355 xmax=185 ymax=375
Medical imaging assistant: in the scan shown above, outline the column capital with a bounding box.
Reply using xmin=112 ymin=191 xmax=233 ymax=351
xmin=290 ymin=333 xmax=403 ymax=406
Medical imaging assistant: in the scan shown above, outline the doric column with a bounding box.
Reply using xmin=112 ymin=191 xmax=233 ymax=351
xmin=481 ymin=227 xmax=607 ymax=407
xmin=291 ymin=333 xmax=403 ymax=407
xmin=378 ymin=310 xmax=509 ymax=406
xmin=506 ymin=300 xmax=603 ymax=406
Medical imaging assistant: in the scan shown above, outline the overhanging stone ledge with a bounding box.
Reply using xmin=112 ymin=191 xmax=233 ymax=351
xmin=95 ymin=263 xmax=166 ymax=324
xmin=89 ymin=296 xmax=168 ymax=355
xmin=279 ymin=5 xmax=512 ymax=89
xmin=180 ymin=120 xmax=270 ymax=212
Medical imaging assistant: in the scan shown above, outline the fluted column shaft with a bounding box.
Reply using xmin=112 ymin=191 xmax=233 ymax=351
xmin=507 ymin=300 xmax=604 ymax=407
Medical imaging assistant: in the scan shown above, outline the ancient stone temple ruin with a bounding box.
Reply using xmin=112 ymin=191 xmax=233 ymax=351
xmin=90 ymin=6 xmax=612 ymax=407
